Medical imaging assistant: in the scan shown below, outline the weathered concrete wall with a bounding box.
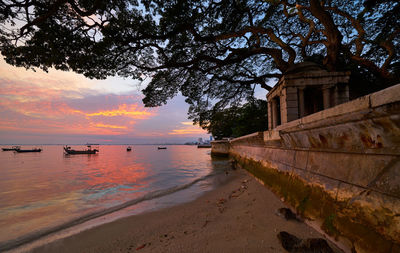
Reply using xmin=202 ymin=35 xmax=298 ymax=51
xmin=229 ymin=132 xmax=264 ymax=146
xmin=214 ymin=84 xmax=400 ymax=253
xmin=210 ymin=140 xmax=230 ymax=156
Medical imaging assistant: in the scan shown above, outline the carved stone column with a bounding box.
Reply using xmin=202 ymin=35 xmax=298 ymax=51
xmin=271 ymin=98 xmax=278 ymax=129
xmin=333 ymin=86 xmax=339 ymax=106
xmin=322 ymin=86 xmax=331 ymax=109
xmin=268 ymin=101 xmax=273 ymax=130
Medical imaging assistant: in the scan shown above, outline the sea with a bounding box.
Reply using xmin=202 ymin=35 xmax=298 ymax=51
xmin=0 ymin=145 xmax=232 ymax=252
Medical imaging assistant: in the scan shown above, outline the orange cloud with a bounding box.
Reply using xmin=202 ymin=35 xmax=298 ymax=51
xmin=94 ymin=123 xmax=128 ymax=129
xmin=85 ymin=104 xmax=154 ymax=119
xmin=181 ymin=121 xmax=194 ymax=126
xmin=168 ymin=122 xmax=207 ymax=135
xmin=169 ymin=129 xmax=207 ymax=135
xmin=1 ymin=119 xmax=127 ymax=136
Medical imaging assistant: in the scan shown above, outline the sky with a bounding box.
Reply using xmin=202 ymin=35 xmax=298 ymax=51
xmin=0 ymin=58 xmax=213 ymax=145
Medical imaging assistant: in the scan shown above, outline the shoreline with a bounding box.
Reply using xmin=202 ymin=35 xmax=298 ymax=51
xmin=0 ymin=173 xmax=229 ymax=253
xmin=3 ymin=168 xmax=233 ymax=253
xmin=26 ymin=168 xmax=344 ymax=253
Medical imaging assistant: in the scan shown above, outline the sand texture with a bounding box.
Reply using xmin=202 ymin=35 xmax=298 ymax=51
xmin=32 ymin=169 xmax=343 ymax=253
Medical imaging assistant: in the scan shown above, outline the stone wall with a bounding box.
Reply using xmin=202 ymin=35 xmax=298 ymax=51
xmin=212 ymin=84 xmax=400 ymax=253
xmin=210 ymin=139 xmax=230 ymax=156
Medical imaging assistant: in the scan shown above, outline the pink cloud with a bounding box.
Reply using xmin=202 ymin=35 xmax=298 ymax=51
xmin=0 ymin=78 xmax=157 ymax=137
xmin=0 ymin=58 xmax=209 ymax=143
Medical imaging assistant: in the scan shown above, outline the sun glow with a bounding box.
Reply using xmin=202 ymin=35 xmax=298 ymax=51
xmin=94 ymin=123 xmax=128 ymax=129
xmin=168 ymin=121 xmax=207 ymax=135
xmin=181 ymin=121 xmax=194 ymax=125
xmin=85 ymin=104 xmax=154 ymax=119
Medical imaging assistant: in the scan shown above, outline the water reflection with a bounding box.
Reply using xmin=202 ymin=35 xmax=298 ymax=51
xmin=0 ymin=145 xmax=231 ymax=247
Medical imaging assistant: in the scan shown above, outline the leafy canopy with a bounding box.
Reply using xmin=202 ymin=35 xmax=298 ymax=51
xmin=205 ymin=99 xmax=268 ymax=140
xmin=0 ymin=0 xmax=399 ymax=126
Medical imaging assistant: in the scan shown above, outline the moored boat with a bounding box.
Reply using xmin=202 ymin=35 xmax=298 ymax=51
xmin=127 ymin=146 xmax=132 ymax=151
xmin=2 ymin=146 xmax=21 ymax=151
xmin=15 ymin=148 xmax=42 ymax=153
xmin=64 ymin=145 xmax=99 ymax=155
xmin=157 ymin=146 xmax=167 ymax=150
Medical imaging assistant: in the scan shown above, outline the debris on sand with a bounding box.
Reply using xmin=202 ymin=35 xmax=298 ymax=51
xmin=275 ymin=208 xmax=303 ymax=222
xmin=277 ymin=231 xmax=334 ymax=253
xmin=136 ymin=243 xmax=147 ymax=250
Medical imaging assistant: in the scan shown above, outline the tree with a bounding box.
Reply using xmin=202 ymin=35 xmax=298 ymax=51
xmin=204 ymin=99 xmax=268 ymax=140
xmin=0 ymin=0 xmax=399 ymax=126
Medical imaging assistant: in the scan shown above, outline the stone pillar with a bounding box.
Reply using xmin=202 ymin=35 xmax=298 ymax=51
xmin=298 ymin=87 xmax=305 ymax=118
xmin=285 ymin=87 xmax=299 ymax=122
xmin=322 ymin=86 xmax=331 ymax=109
xmin=280 ymin=90 xmax=287 ymax=125
xmin=333 ymin=86 xmax=339 ymax=107
xmin=271 ymin=98 xmax=278 ymax=129
xmin=268 ymin=101 xmax=273 ymax=130
xmin=337 ymin=84 xmax=350 ymax=104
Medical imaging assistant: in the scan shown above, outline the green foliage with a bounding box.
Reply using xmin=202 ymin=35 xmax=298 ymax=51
xmin=202 ymin=99 xmax=268 ymax=140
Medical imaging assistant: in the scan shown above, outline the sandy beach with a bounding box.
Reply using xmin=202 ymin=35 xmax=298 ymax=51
xmin=31 ymin=169 xmax=343 ymax=253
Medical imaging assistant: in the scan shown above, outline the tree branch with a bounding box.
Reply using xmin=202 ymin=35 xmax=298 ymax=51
xmin=309 ymin=0 xmax=343 ymax=70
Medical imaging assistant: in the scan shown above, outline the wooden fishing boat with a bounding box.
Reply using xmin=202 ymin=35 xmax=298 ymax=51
xmin=2 ymin=146 xmax=20 ymax=151
xmin=15 ymin=148 xmax=41 ymax=153
xmin=64 ymin=145 xmax=98 ymax=154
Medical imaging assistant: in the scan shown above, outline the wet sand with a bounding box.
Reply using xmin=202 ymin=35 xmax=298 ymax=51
xmin=32 ymin=169 xmax=343 ymax=253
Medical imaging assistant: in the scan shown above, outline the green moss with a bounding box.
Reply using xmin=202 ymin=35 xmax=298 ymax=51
xmin=297 ymin=195 xmax=310 ymax=216
xmin=322 ymin=213 xmax=339 ymax=237
xmin=232 ymin=154 xmax=400 ymax=253
xmin=335 ymin=214 xmax=394 ymax=253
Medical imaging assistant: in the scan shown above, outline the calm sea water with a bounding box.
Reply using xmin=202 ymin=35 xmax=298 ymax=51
xmin=0 ymin=145 xmax=231 ymax=251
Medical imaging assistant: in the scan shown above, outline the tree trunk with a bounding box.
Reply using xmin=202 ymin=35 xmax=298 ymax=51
xmin=309 ymin=0 xmax=343 ymax=71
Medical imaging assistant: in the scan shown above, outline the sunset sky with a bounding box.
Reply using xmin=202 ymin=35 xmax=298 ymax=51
xmin=0 ymin=57 xmax=213 ymax=144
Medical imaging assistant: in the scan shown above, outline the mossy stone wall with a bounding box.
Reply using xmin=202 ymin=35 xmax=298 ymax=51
xmin=230 ymin=148 xmax=400 ymax=253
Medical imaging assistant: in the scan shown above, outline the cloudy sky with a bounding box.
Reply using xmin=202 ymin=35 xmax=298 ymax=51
xmin=0 ymin=58 xmax=212 ymax=144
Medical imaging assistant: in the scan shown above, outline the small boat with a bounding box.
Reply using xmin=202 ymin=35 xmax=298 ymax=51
xmin=15 ymin=148 xmax=42 ymax=153
xmin=64 ymin=145 xmax=98 ymax=155
xmin=127 ymin=146 xmax=132 ymax=151
xmin=2 ymin=146 xmax=21 ymax=151
xmin=157 ymin=146 xmax=167 ymax=150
